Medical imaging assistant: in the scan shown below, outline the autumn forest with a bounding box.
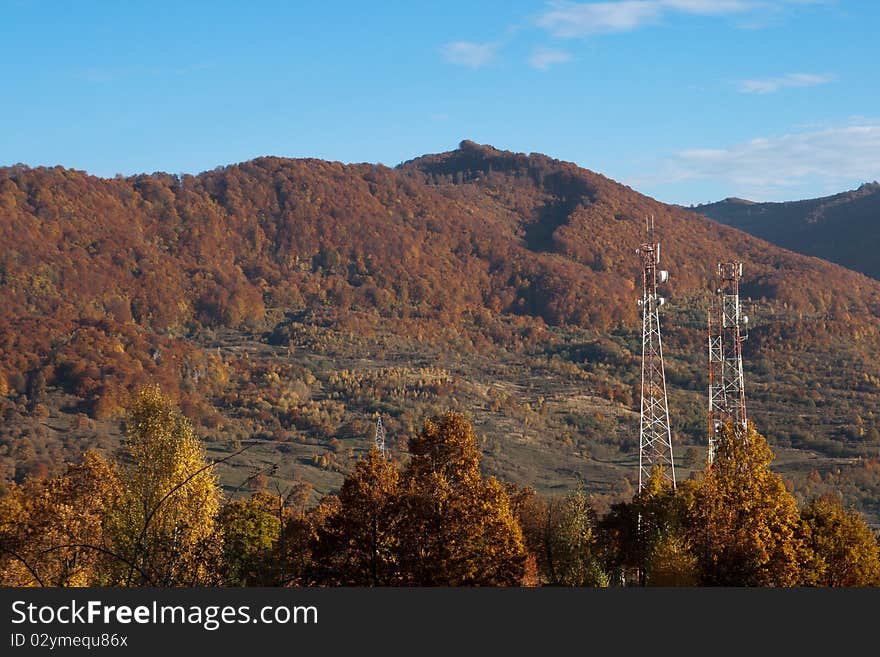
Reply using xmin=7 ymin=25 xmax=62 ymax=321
xmin=2 ymin=141 xmax=880 ymax=586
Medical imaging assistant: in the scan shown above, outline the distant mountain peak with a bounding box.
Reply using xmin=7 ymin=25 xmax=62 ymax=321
xmin=695 ymin=183 xmax=880 ymax=280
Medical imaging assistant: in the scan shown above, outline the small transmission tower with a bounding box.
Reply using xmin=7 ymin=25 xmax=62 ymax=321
xmin=374 ymin=415 xmax=387 ymax=458
xmin=707 ymin=261 xmax=749 ymax=463
xmin=636 ymin=216 xmax=676 ymax=491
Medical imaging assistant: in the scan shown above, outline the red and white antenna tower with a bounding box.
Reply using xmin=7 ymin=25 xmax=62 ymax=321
xmin=636 ymin=216 xmax=676 ymax=491
xmin=707 ymin=261 xmax=749 ymax=463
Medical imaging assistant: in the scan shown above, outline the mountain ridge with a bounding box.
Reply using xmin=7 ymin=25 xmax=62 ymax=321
xmin=693 ymin=181 xmax=880 ymax=279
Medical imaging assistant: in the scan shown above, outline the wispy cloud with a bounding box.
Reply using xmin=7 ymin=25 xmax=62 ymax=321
xmin=440 ymin=41 xmax=498 ymax=68
xmin=529 ymin=48 xmax=573 ymax=70
xmin=738 ymin=72 xmax=835 ymax=94
xmin=655 ymin=121 xmax=880 ymax=194
xmin=662 ymin=0 xmax=755 ymax=13
xmin=537 ymin=1 xmax=663 ymax=36
xmin=445 ymin=1 xmax=827 ymax=72
xmin=536 ymin=0 xmax=755 ymax=37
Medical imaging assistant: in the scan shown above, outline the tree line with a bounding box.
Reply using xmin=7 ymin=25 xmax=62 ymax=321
xmin=1 ymin=386 xmax=878 ymax=587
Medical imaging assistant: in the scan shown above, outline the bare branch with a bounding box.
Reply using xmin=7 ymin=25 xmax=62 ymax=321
xmin=0 ymin=544 xmax=46 ymax=587
xmin=38 ymin=542 xmax=155 ymax=586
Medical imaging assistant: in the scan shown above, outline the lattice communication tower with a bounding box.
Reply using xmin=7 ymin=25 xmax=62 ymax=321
xmin=707 ymin=261 xmax=749 ymax=463
xmin=374 ymin=415 xmax=387 ymax=458
xmin=636 ymin=217 xmax=676 ymax=491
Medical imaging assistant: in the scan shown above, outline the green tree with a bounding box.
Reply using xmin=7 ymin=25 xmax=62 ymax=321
xmin=601 ymin=468 xmax=696 ymax=586
xmin=106 ymin=385 xmax=222 ymax=586
xmin=520 ymin=486 xmax=607 ymax=586
xmin=684 ymin=422 xmax=807 ymax=586
xmin=548 ymin=486 xmax=608 ymax=586
xmin=218 ymin=491 xmax=283 ymax=586
xmin=396 ymin=412 xmax=526 ymax=585
xmin=800 ymin=494 xmax=880 ymax=586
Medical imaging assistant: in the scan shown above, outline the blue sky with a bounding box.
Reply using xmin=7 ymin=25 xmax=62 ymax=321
xmin=1 ymin=0 xmax=877 ymax=204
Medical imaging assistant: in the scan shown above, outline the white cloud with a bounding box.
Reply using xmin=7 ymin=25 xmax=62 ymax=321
xmin=537 ymin=1 xmax=663 ymax=36
xmin=738 ymin=72 xmax=835 ymax=94
xmin=657 ymin=122 xmax=880 ymax=192
xmin=536 ymin=0 xmax=755 ymax=36
xmin=440 ymin=41 xmax=498 ymax=68
xmin=534 ymin=0 xmax=830 ymax=37
xmin=529 ymin=48 xmax=573 ymax=70
xmin=661 ymin=0 xmax=754 ymax=14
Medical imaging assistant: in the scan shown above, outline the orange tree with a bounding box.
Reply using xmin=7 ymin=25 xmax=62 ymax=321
xmin=395 ymin=412 xmax=526 ymax=585
xmin=0 ymin=451 xmax=119 ymax=586
xmin=309 ymin=445 xmax=400 ymax=585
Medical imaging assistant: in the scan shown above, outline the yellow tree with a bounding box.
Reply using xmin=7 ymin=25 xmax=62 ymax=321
xmin=310 ymin=445 xmax=400 ymax=585
xmin=685 ymin=422 xmax=807 ymax=586
xmin=107 ymin=385 xmax=221 ymax=586
xmin=0 ymin=451 xmax=120 ymax=586
xmin=800 ymin=494 xmax=880 ymax=587
xmin=396 ymin=412 xmax=526 ymax=586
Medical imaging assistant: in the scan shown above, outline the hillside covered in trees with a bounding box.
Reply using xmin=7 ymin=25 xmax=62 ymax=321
xmin=693 ymin=182 xmax=880 ymax=280
xmin=2 ymin=140 xmax=880 ymax=528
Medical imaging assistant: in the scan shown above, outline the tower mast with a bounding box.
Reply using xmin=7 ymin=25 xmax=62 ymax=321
xmin=707 ymin=261 xmax=749 ymax=463
xmin=637 ymin=216 xmax=676 ymax=491
xmin=374 ymin=414 xmax=387 ymax=458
